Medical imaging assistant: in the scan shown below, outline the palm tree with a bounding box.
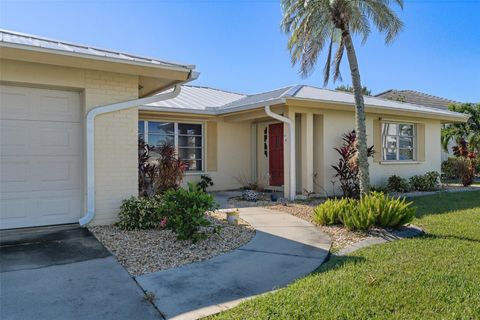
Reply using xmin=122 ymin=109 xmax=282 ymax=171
xmin=441 ymin=103 xmax=480 ymax=154
xmin=281 ymin=0 xmax=404 ymax=195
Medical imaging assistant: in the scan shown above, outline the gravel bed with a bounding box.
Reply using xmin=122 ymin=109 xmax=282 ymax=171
xmin=267 ymin=203 xmax=370 ymax=253
xmin=89 ymin=211 xmax=255 ymax=276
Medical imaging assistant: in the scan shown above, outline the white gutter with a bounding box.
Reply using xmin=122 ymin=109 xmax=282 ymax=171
xmin=79 ymin=85 xmax=183 ymax=225
xmin=264 ymin=105 xmax=296 ymax=200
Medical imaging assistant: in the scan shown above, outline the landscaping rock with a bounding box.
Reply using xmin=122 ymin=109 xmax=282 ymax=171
xmin=89 ymin=211 xmax=255 ymax=276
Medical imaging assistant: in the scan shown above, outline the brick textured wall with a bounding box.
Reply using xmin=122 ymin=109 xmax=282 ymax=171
xmin=84 ymin=70 xmax=139 ymax=225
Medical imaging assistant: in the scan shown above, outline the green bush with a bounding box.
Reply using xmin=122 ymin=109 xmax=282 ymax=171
xmin=364 ymin=192 xmax=416 ymax=227
xmin=442 ymin=157 xmax=464 ymax=179
xmin=158 ymin=183 xmax=218 ymax=241
xmin=117 ymin=196 xmax=162 ymax=230
xmin=340 ymin=198 xmax=376 ymax=231
xmin=409 ymin=171 xmax=440 ymax=191
xmin=313 ymin=198 xmax=345 ymax=225
xmin=197 ymin=174 xmax=214 ymax=192
xmin=313 ymin=192 xmax=416 ymax=231
xmin=387 ymin=175 xmax=411 ymax=192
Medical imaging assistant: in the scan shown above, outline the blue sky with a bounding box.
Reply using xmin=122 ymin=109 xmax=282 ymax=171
xmin=1 ymin=0 xmax=479 ymax=101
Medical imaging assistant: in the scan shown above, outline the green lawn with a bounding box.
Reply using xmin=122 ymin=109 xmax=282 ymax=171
xmin=211 ymin=191 xmax=480 ymax=320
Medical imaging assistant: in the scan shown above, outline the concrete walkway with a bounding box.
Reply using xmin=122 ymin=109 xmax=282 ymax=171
xmin=136 ymin=207 xmax=331 ymax=319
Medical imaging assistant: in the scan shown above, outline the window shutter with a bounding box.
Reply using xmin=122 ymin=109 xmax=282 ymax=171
xmin=206 ymin=121 xmax=218 ymax=171
xmin=417 ymin=123 xmax=425 ymax=162
xmin=373 ymin=119 xmax=382 ymax=162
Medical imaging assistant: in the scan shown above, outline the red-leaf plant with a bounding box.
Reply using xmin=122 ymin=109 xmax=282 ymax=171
xmin=453 ymin=138 xmax=478 ymax=186
xmin=138 ymin=138 xmax=187 ymax=197
xmin=332 ymin=130 xmax=375 ymax=198
xmin=138 ymin=137 xmax=156 ymax=197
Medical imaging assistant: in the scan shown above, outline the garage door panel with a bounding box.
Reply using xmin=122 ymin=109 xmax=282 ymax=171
xmin=0 ymin=87 xmax=31 ymax=119
xmin=34 ymin=122 xmax=82 ymax=155
xmin=0 ymin=120 xmax=81 ymax=156
xmin=0 ymin=190 xmax=83 ymax=229
xmin=37 ymin=92 xmax=82 ymax=121
xmin=0 ymin=86 xmax=81 ymax=122
xmin=1 ymin=156 xmax=82 ymax=192
xmin=0 ymin=85 xmax=83 ymax=229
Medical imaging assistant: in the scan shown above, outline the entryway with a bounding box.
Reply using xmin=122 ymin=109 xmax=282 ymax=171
xmin=268 ymin=123 xmax=284 ymax=186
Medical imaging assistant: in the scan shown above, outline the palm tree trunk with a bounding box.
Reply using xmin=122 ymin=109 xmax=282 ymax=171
xmin=342 ymin=31 xmax=370 ymax=195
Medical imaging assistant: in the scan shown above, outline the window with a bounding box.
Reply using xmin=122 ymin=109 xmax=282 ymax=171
xmin=139 ymin=120 xmax=204 ymax=172
xmin=382 ymin=122 xmax=416 ymax=161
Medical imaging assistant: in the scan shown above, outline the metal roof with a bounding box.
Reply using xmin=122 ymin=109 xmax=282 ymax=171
xmin=141 ymin=84 xmax=467 ymax=121
xmin=375 ymin=89 xmax=460 ymax=110
xmin=0 ymin=29 xmax=195 ymax=71
xmin=144 ymin=85 xmax=245 ymax=111
xmin=293 ymin=85 xmax=465 ymax=118
xmin=219 ymin=86 xmax=294 ymax=110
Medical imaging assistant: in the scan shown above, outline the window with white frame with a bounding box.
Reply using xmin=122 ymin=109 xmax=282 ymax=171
xmin=381 ymin=122 xmax=416 ymax=161
xmin=139 ymin=120 xmax=204 ymax=172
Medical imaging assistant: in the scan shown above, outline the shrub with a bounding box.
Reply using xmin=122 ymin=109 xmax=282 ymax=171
xmin=313 ymin=192 xmax=416 ymax=231
xmin=138 ymin=138 xmax=157 ymax=197
xmin=452 ymin=139 xmax=478 ymax=186
xmin=409 ymin=171 xmax=440 ymax=191
xmin=364 ymin=192 xmax=415 ymax=228
xmin=138 ymin=140 xmax=187 ymax=196
xmin=197 ymin=174 xmax=214 ymax=192
xmin=158 ymin=183 xmax=218 ymax=241
xmin=370 ymin=185 xmax=388 ymax=193
xmin=117 ymin=196 xmax=162 ymax=230
xmin=387 ymin=175 xmax=410 ymax=192
xmin=340 ymin=198 xmax=376 ymax=231
xmin=442 ymin=157 xmax=464 ymax=179
xmin=313 ymin=198 xmax=344 ymax=225
xmin=153 ymin=144 xmax=188 ymax=194
xmin=332 ymin=130 xmax=375 ymax=198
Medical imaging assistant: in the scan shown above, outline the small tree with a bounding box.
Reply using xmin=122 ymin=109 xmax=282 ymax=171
xmin=332 ymin=131 xmax=374 ymax=198
xmin=452 ymin=138 xmax=478 ymax=186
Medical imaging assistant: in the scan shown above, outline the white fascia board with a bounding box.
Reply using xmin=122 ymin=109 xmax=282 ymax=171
xmin=0 ymin=42 xmax=195 ymax=73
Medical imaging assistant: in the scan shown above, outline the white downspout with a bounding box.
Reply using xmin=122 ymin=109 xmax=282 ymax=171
xmin=264 ymin=105 xmax=296 ymax=200
xmin=79 ymin=85 xmax=182 ymax=225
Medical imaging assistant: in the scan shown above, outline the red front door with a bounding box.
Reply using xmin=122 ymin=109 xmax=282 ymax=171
xmin=269 ymin=123 xmax=284 ymax=186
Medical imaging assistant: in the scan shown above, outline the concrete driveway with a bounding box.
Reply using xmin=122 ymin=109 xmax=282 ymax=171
xmin=0 ymin=225 xmax=160 ymax=320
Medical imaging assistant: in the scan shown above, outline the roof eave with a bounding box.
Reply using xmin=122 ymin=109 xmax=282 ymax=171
xmin=0 ymin=42 xmax=195 ymax=74
xmin=285 ymin=97 xmax=469 ymax=123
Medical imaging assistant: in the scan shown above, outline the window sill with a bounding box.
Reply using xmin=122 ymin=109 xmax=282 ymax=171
xmin=185 ymin=171 xmax=206 ymax=176
xmin=380 ymin=161 xmax=420 ymax=165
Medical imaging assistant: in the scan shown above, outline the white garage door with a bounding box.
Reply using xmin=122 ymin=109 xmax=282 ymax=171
xmin=0 ymin=85 xmax=83 ymax=229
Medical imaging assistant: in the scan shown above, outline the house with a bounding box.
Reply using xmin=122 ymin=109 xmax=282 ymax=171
xmin=375 ymin=89 xmax=462 ymax=161
xmin=0 ymin=30 xmax=468 ymax=229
